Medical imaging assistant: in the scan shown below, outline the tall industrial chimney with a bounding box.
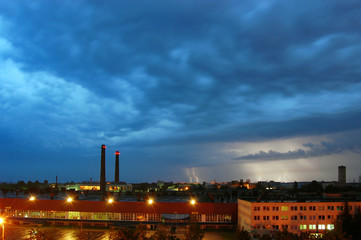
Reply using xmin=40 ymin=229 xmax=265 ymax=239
xmin=100 ymin=144 xmax=106 ymax=194
xmin=114 ymin=151 xmax=120 ymax=183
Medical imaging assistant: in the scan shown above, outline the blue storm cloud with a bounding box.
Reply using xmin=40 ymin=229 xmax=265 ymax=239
xmin=0 ymin=0 xmax=360 ymax=182
xmin=234 ymin=140 xmax=361 ymax=161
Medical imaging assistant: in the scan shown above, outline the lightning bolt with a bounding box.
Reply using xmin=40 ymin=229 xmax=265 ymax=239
xmin=192 ymin=168 xmax=199 ymax=183
xmin=186 ymin=168 xmax=193 ymax=183
xmin=283 ymin=172 xmax=289 ymax=182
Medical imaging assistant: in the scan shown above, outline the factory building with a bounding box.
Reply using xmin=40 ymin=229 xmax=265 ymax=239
xmin=0 ymin=198 xmax=237 ymax=229
xmin=65 ymin=182 xmax=132 ymax=192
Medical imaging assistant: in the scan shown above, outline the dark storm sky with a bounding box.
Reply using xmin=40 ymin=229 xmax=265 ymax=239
xmin=0 ymin=0 xmax=361 ymax=183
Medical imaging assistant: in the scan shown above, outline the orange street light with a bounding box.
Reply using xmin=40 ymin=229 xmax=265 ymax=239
xmin=108 ymin=198 xmax=114 ymax=203
xmin=29 ymin=196 xmax=36 ymax=201
xmin=0 ymin=217 xmax=5 ymax=240
xmin=66 ymin=197 xmax=73 ymax=203
xmin=190 ymin=199 xmax=196 ymax=205
xmin=148 ymin=198 xmax=154 ymax=205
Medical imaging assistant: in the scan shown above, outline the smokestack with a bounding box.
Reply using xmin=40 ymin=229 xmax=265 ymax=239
xmin=100 ymin=144 xmax=106 ymax=194
xmin=114 ymin=151 xmax=120 ymax=183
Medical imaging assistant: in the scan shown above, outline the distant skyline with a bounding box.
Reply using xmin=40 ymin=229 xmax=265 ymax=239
xmin=0 ymin=1 xmax=361 ymax=183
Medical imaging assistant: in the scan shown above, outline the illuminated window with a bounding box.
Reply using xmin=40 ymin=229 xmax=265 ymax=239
xmin=281 ymin=215 xmax=288 ymax=220
xmin=309 ymin=224 xmax=316 ymax=230
xmin=216 ymin=215 xmax=231 ymax=222
xmin=318 ymin=224 xmax=325 ymax=230
xmin=205 ymin=214 xmax=218 ymax=222
xmin=300 ymin=225 xmax=307 ymax=230
xmin=69 ymin=211 xmax=80 ymax=220
xmin=281 ymin=206 xmax=289 ymax=211
xmin=327 ymin=224 xmax=334 ymax=230
xmin=120 ymin=213 xmax=133 ymax=221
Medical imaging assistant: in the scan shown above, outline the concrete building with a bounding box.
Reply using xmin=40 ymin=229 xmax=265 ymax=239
xmin=338 ymin=166 xmax=346 ymax=187
xmin=238 ymin=199 xmax=361 ymax=239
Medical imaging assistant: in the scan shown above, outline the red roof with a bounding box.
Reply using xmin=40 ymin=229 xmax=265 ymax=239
xmin=0 ymin=198 xmax=237 ymax=220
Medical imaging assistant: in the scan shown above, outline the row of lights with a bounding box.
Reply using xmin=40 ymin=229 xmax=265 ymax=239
xmin=29 ymin=196 xmax=197 ymax=205
xmin=0 ymin=196 xmax=197 ymax=239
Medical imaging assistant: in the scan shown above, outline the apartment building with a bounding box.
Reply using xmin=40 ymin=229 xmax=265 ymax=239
xmin=238 ymin=199 xmax=361 ymax=239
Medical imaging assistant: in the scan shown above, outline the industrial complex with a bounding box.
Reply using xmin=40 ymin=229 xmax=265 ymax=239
xmin=0 ymin=145 xmax=360 ymax=239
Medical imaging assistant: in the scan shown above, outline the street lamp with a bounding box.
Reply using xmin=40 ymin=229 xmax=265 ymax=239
xmin=0 ymin=217 xmax=5 ymax=240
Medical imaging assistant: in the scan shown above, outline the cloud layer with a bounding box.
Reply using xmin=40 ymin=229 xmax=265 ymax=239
xmin=234 ymin=140 xmax=361 ymax=161
xmin=0 ymin=1 xmax=360 ymax=182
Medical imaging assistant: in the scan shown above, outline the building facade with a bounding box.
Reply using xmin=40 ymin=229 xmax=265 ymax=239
xmin=0 ymin=198 xmax=236 ymax=229
xmin=65 ymin=182 xmax=132 ymax=192
xmin=238 ymin=199 xmax=361 ymax=239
